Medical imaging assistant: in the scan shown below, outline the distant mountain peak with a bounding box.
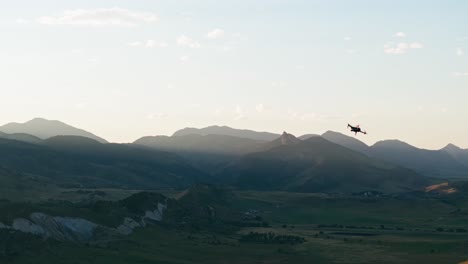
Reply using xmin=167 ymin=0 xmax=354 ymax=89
xmin=279 ymin=132 xmax=301 ymax=145
xmin=321 ymin=130 xmax=370 ymax=156
xmin=0 ymin=117 xmax=108 ymax=143
xmin=172 ymin=125 xmax=279 ymax=141
xmin=442 ymin=143 xmax=462 ymax=151
xmin=372 ymin=139 xmax=414 ymax=149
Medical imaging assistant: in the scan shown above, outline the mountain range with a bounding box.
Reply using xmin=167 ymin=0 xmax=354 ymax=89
xmin=0 ymin=118 xmax=107 ymax=143
xmin=136 ymin=126 xmax=468 ymax=180
xmin=218 ymin=133 xmax=428 ymax=193
xmin=1 ymin=118 xmax=467 ymax=194
xmin=0 ymin=136 xmax=208 ymax=190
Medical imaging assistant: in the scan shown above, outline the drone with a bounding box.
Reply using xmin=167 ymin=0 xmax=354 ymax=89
xmin=347 ymin=124 xmax=367 ymax=136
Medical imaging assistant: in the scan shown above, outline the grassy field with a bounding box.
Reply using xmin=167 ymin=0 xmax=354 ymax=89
xmin=1 ymin=189 xmax=468 ymax=264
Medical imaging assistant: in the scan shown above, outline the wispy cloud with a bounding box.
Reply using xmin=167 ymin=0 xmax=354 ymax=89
xmin=75 ymin=102 xmax=87 ymax=109
xmin=452 ymin=72 xmax=468 ymax=77
xmin=128 ymin=41 xmax=142 ymax=47
xmin=179 ymin=55 xmax=190 ymax=63
xmin=147 ymin=113 xmax=168 ymax=120
xmin=344 ymin=36 xmax=352 ymax=41
xmin=256 ymin=104 xmax=265 ymax=113
xmin=177 ymin=35 xmax=201 ymax=49
xmin=394 ymin=32 xmax=406 ymax=38
xmin=288 ymin=110 xmax=317 ymax=121
xmin=234 ymin=105 xmax=246 ymax=120
xmin=15 ymin=18 xmax=30 ymax=24
xmin=38 ymin=7 xmax=157 ymax=26
xmin=128 ymin=40 xmax=168 ymax=48
xmin=206 ymin=28 xmax=225 ymax=39
xmin=457 ymin=48 xmax=464 ymax=56
xmin=384 ymin=42 xmax=423 ymax=54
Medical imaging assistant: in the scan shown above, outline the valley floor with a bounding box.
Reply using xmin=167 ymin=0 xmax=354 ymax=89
xmin=1 ymin=189 xmax=468 ymax=264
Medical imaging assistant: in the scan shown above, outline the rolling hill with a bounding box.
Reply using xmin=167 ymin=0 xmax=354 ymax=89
xmin=134 ymin=134 xmax=267 ymax=174
xmin=173 ymin=125 xmax=280 ymax=141
xmin=317 ymin=131 xmax=468 ymax=179
xmin=441 ymin=143 xmax=468 ymax=167
xmin=321 ymin=130 xmax=372 ymax=156
xmin=218 ymin=133 xmax=430 ymax=193
xmin=0 ymin=131 xmax=42 ymax=144
xmin=0 ymin=118 xmax=108 ymax=143
xmin=0 ymin=136 xmax=209 ymax=190
xmin=134 ymin=134 xmax=266 ymax=155
xmin=371 ymin=140 xmax=468 ymax=178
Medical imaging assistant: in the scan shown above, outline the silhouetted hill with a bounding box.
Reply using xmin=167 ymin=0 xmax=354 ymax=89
xmin=371 ymin=140 xmax=468 ymax=178
xmin=260 ymin=132 xmax=301 ymax=151
xmin=219 ymin=136 xmax=429 ymax=193
xmin=0 ymin=118 xmax=107 ymax=143
xmin=441 ymin=144 xmax=468 ymax=166
xmin=0 ymin=131 xmax=42 ymax=144
xmin=133 ymin=134 xmax=267 ymax=175
xmin=134 ymin=134 xmax=265 ymax=155
xmin=311 ymin=132 xmax=468 ymax=179
xmin=298 ymin=134 xmax=320 ymax=140
xmin=173 ymin=126 xmax=280 ymax=141
xmin=321 ymin=131 xmax=371 ymax=156
xmin=0 ymin=137 xmax=209 ymax=190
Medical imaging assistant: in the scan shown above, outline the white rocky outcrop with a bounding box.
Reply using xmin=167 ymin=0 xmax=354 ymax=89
xmin=117 ymin=201 xmax=167 ymax=235
xmin=0 ymin=201 xmax=168 ymax=239
xmin=117 ymin=217 xmax=141 ymax=235
xmin=0 ymin=222 xmax=8 ymax=229
xmin=30 ymin=212 xmax=97 ymax=241
xmin=12 ymin=218 xmax=46 ymax=236
xmin=0 ymin=213 xmax=97 ymax=241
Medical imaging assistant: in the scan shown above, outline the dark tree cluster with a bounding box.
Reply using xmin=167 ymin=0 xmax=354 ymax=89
xmin=239 ymin=232 xmax=306 ymax=245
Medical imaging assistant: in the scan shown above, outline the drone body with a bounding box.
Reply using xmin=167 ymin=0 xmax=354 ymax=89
xmin=348 ymin=124 xmax=367 ymax=136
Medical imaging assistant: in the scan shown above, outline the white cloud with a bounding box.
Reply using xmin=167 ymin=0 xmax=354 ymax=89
xmin=15 ymin=18 xmax=30 ymax=24
xmin=256 ymin=104 xmax=265 ymax=113
xmin=179 ymin=55 xmax=190 ymax=63
xmin=147 ymin=113 xmax=167 ymax=120
xmin=158 ymin=42 xmax=169 ymax=48
xmin=206 ymin=28 xmax=225 ymax=39
xmin=452 ymin=72 xmax=468 ymax=77
xmin=128 ymin=41 xmax=142 ymax=47
xmin=38 ymin=7 xmax=157 ymax=27
xmin=409 ymin=42 xmax=423 ymax=49
xmin=457 ymin=48 xmax=464 ymax=56
xmin=384 ymin=42 xmax=423 ymax=54
xmin=71 ymin=49 xmax=84 ymax=54
xmin=145 ymin=40 xmax=168 ymax=48
xmin=344 ymin=36 xmax=352 ymax=41
xmin=234 ymin=105 xmax=246 ymax=120
xmin=145 ymin=40 xmax=156 ymax=48
xmin=394 ymin=32 xmax=406 ymax=38
xmin=128 ymin=40 xmax=168 ymax=48
xmin=214 ymin=108 xmax=224 ymax=116
xmin=288 ymin=110 xmax=318 ymax=121
xmin=88 ymin=57 xmax=100 ymax=64
xmin=75 ymin=102 xmax=87 ymax=109
xmin=177 ymin=35 xmax=201 ymax=49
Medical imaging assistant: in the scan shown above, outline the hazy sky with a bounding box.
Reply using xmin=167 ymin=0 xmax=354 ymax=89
xmin=0 ymin=0 xmax=467 ymax=148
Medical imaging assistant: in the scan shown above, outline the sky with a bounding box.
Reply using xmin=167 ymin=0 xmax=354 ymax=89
xmin=0 ymin=0 xmax=467 ymax=149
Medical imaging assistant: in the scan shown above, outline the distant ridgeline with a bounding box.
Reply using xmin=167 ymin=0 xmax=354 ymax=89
xmin=0 ymin=119 xmax=468 ymax=194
